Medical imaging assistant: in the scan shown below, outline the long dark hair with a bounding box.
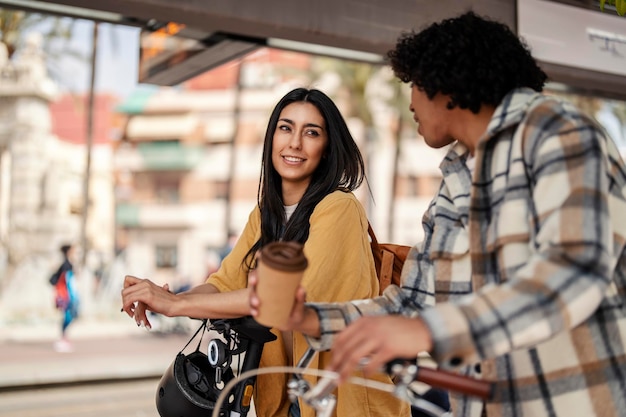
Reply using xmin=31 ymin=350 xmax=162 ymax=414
xmin=243 ymin=88 xmax=366 ymax=269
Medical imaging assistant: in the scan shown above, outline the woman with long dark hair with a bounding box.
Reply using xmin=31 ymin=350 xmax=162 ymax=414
xmin=122 ymin=88 xmax=409 ymax=417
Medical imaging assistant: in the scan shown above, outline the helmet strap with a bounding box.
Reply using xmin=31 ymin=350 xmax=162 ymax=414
xmin=180 ymin=319 xmax=209 ymax=354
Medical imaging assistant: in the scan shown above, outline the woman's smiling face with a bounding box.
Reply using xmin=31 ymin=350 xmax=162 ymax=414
xmin=271 ymin=101 xmax=329 ymax=197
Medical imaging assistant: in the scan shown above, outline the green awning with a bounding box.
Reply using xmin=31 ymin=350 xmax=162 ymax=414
xmin=115 ymin=86 xmax=159 ymax=114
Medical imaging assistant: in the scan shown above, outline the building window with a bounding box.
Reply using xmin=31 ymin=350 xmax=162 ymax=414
xmin=154 ymin=174 xmax=181 ymax=203
xmin=214 ymin=180 xmax=229 ymax=199
xmin=155 ymin=245 xmax=177 ymax=268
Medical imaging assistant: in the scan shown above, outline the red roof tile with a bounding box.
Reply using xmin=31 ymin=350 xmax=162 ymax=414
xmin=50 ymin=93 xmax=124 ymax=145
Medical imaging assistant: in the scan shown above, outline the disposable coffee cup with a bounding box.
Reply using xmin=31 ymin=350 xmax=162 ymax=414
xmin=255 ymin=241 xmax=308 ymax=328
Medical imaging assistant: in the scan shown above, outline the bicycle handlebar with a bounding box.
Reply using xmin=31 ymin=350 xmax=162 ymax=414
xmin=387 ymin=359 xmax=492 ymax=400
xmin=206 ymin=319 xmax=493 ymax=417
xmin=415 ymin=366 xmax=491 ymax=399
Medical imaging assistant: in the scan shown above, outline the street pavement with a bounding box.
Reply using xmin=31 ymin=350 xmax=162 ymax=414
xmin=0 ymin=314 xmax=198 ymax=390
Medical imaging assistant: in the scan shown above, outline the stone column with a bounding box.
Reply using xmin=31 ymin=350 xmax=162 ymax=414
xmin=0 ymin=33 xmax=58 ymax=266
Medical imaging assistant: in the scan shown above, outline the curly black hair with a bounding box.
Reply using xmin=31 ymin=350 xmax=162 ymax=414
xmin=387 ymin=11 xmax=547 ymax=114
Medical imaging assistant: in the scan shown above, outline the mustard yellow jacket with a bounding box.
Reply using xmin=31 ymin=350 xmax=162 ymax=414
xmin=207 ymin=190 xmax=409 ymax=417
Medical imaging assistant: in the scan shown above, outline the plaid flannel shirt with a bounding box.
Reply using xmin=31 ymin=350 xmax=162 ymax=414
xmin=307 ymin=88 xmax=626 ymax=417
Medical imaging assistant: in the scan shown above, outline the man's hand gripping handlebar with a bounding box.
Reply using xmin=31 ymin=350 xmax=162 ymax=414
xmin=289 ymin=351 xmax=492 ymax=417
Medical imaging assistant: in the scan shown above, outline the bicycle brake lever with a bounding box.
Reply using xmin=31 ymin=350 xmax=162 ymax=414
xmin=301 ymin=377 xmax=337 ymax=417
xmin=385 ymin=358 xmax=420 ymax=402
xmin=386 ymin=359 xmax=452 ymax=416
xmin=302 ymin=375 xmax=337 ymax=403
xmin=287 ymin=347 xmax=318 ymax=402
xmin=287 ymin=373 xmax=338 ymax=416
xmin=313 ymin=393 xmax=337 ymax=417
xmin=288 ymin=347 xmax=338 ymax=415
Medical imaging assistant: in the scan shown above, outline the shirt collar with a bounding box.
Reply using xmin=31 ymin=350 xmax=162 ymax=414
xmin=484 ymin=87 xmax=543 ymax=140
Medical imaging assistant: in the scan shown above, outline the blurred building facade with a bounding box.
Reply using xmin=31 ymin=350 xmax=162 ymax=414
xmin=0 ymin=33 xmax=119 ymax=319
xmin=113 ymin=45 xmax=626 ymax=291
xmin=0 ymin=34 xmax=623 ymax=320
xmin=0 ymin=33 xmax=117 ymax=272
xmin=112 ymin=48 xmax=448 ymax=288
xmin=0 ymin=34 xmax=60 ymax=268
xmin=113 ymin=50 xmax=311 ymax=288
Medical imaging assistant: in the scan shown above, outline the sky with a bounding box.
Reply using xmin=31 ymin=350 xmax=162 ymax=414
xmin=32 ymin=18 xmax=141 ymax=98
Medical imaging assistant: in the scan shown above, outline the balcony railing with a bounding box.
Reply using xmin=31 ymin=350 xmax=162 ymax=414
xmin=137 ymin=142 xmax=204 ymax=170
xmin=116 ymin=201 xmax=227 ymax=228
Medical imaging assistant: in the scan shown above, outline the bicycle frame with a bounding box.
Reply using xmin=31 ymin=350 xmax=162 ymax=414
xmin=205 ymin=318 xmax=492 ymax=417
xmin=206 ymin=317 xmax=276 ymax=416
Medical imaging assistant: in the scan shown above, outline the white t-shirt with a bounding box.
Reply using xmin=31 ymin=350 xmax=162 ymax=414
xmin=284 ymin=203 xmax=298 ymax=222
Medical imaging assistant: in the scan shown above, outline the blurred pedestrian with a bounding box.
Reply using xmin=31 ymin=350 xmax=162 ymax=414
xmin=50 ymin=244 xmax=80 ymax=352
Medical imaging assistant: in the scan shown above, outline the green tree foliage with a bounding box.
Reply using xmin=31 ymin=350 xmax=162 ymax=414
xmin=0 ymin=9 xmax=84 ymax=83
xmin=600 ymin=0 xmax=626 ymax=16
xmin=0 ymin=10 xmax=75 ymax=56
xmin=311 ymin=57 xmax=379 ymax=125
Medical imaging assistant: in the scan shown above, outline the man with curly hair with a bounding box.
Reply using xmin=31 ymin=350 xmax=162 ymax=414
xmin=251 ymin=10 xmax=626 ymax=417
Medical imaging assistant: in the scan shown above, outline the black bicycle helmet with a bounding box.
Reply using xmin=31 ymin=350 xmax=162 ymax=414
xmin=155 ymin=350 xmax=234 ymax=417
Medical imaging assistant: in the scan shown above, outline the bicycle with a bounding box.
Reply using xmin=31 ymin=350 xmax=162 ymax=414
xmin=155 ymin=317 xmax=491 ymax=417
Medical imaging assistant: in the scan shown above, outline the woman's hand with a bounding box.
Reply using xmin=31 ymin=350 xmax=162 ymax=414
xmin=121 ymin=275 xmax=176 ymax=329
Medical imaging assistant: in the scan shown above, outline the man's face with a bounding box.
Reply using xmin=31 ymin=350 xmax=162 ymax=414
xmin=409 ymin=84 xmax=456 ymax=149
